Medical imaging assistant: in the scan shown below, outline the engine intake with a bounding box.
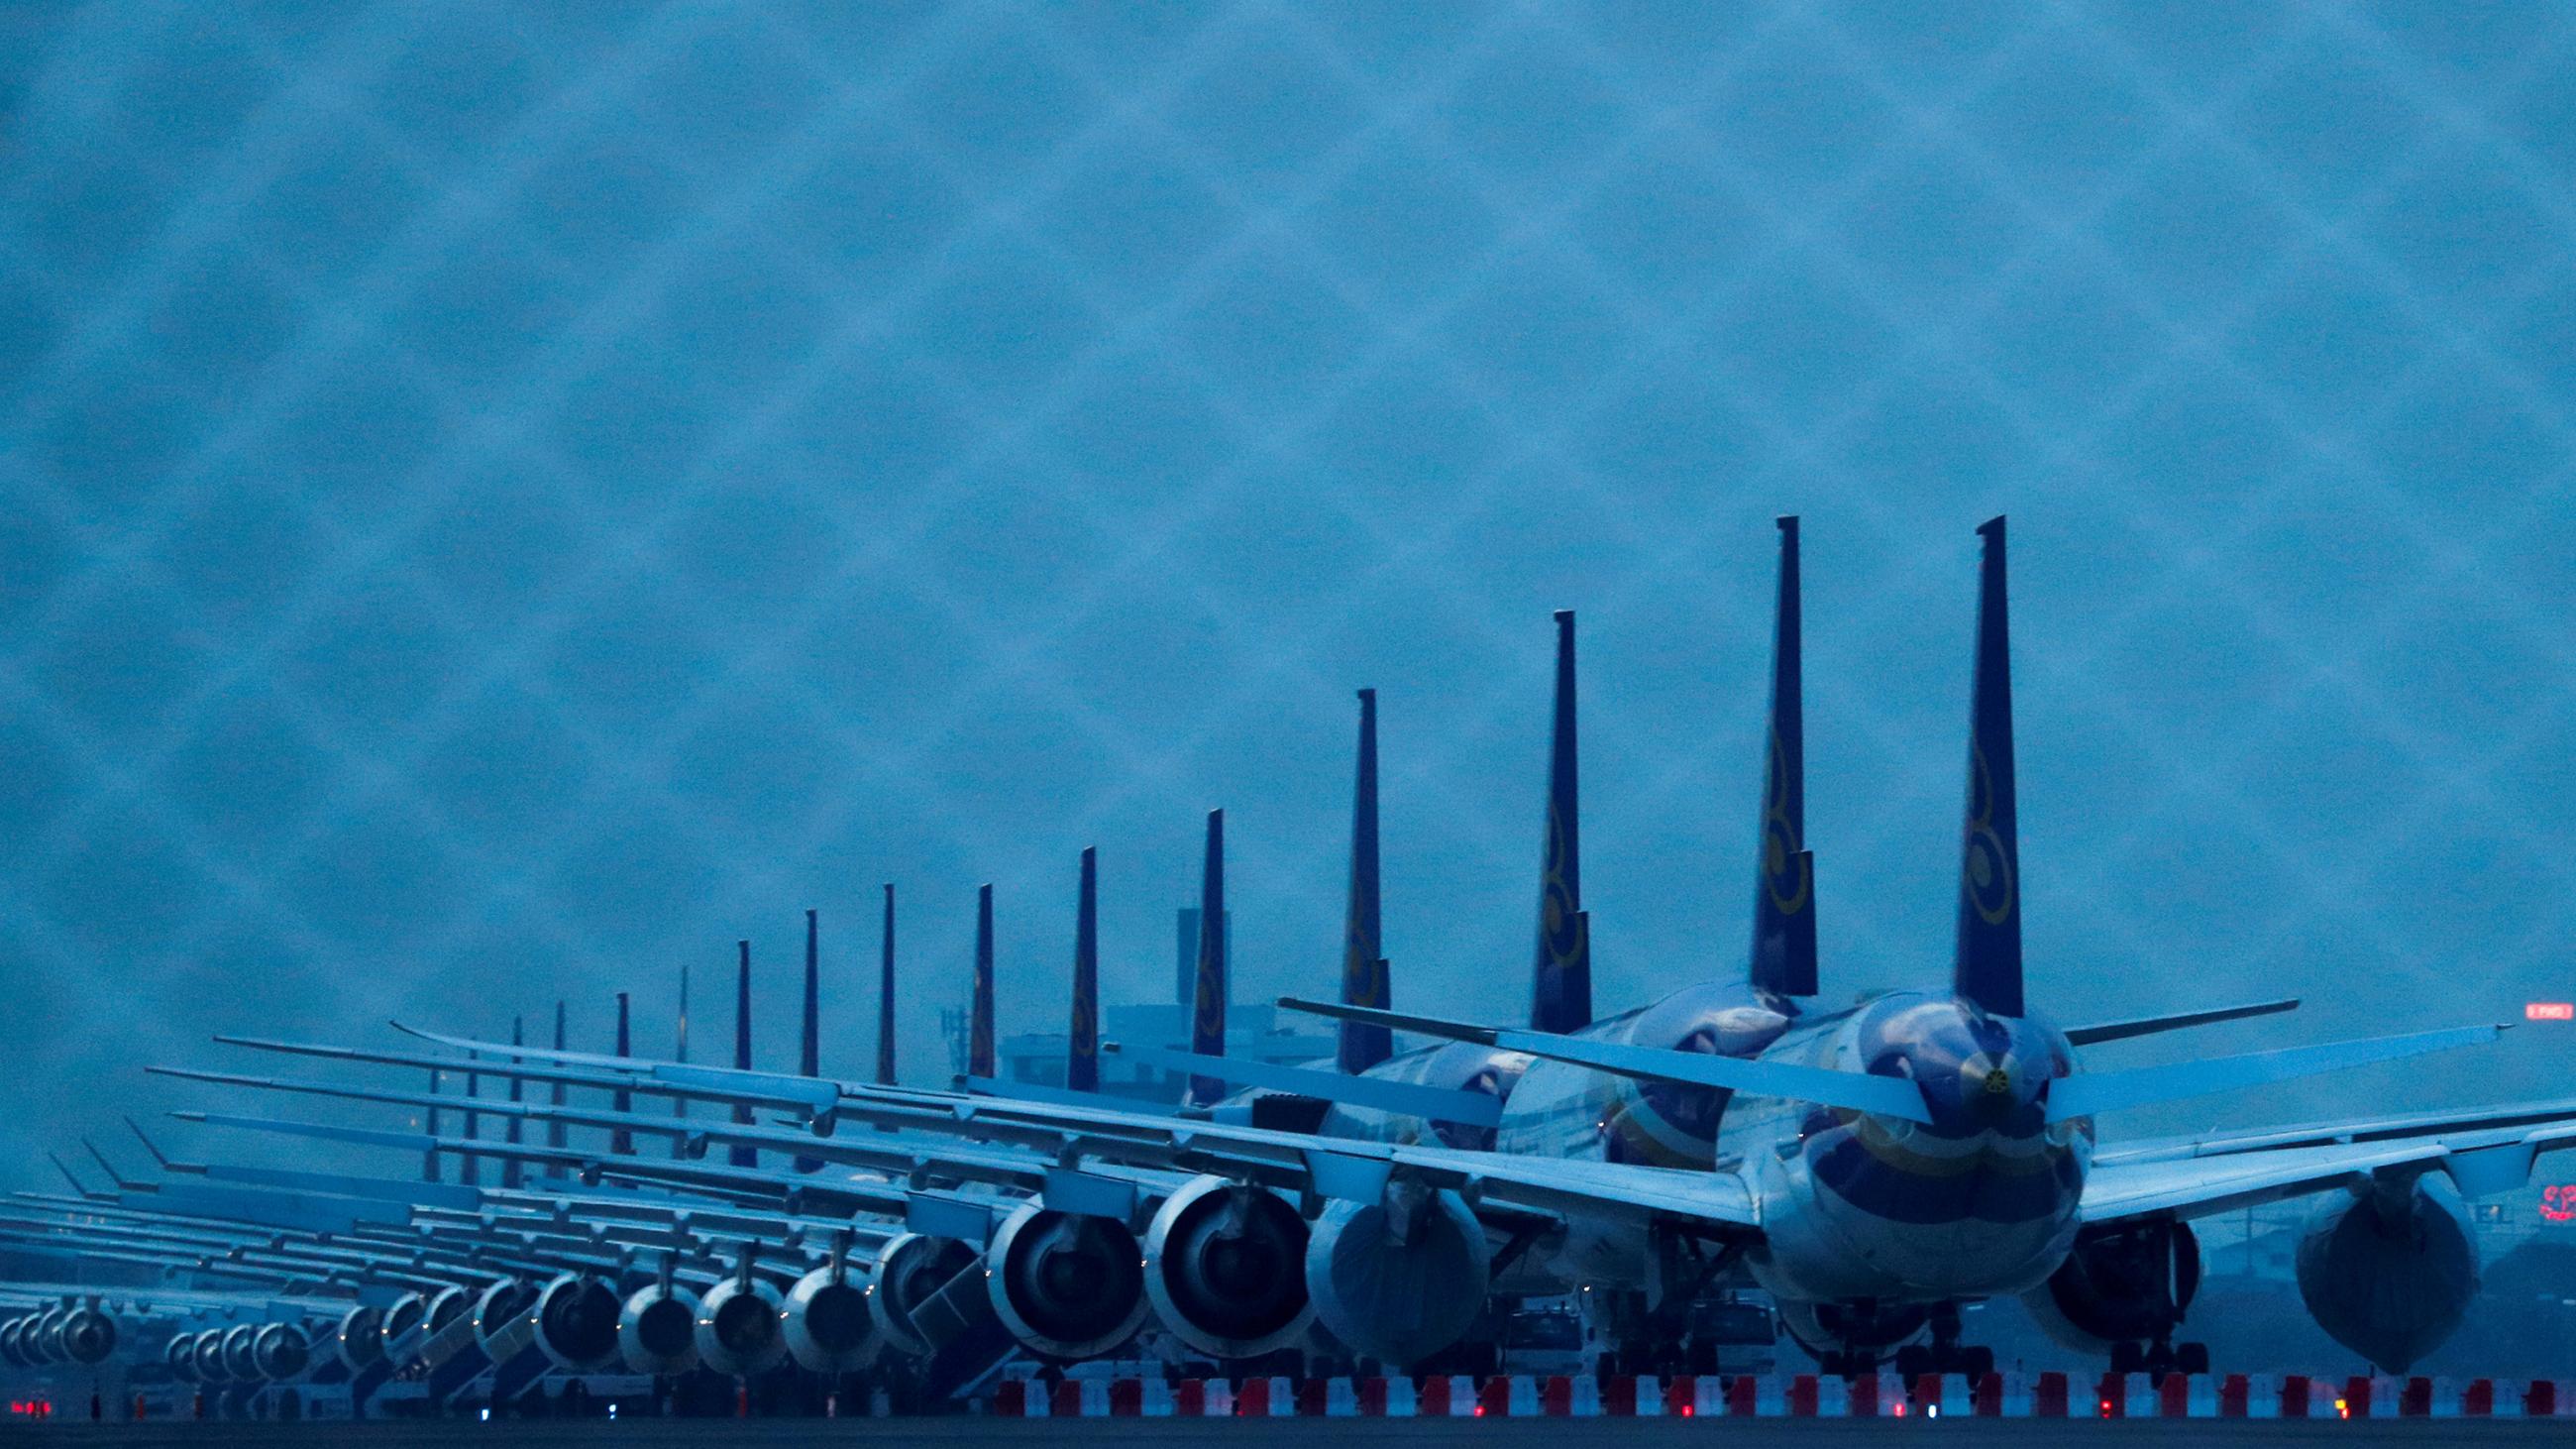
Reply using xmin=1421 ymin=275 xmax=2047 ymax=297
xmin=473 ymin=1279 xmax=542 ymax=1362
xmin=2297 ymin=1178 xmax=2477 ymax=1373
xmin=60 ymin=1307 xmax=117 ymax=1367
xmin=162 ymin=1333 xmax=197 ymax=1382
xmin=532 ymin=1274 xmax=622 ymax=1372
xmin=783 ymin=1241 xmax=876 ymax=1375
xmin=697 ymin=1260 xmax=789 ymax=1379
xmin=1304 ymin=1187 xmax=1488 ymax=1368
xmin=219 ymin=1323 xmax=261 ymax=1382
xmin=986 ymin=1201 xmax=1148 ymax=1361
xmin=1143 ymin=1176 xmax=1315 ymax=1359
xmin=618 ymin=1278 xmax=704 ymax=1377
xmin=869 ymin=1233 xmax=979 ymax=1358
xmin=252 ymin=1322 xmax=309 ymax=1380
xmin=189 ymin=1328 xmax=229 ymax=1383
xmin=334 ymin=1304 xmax=383 ymax=1374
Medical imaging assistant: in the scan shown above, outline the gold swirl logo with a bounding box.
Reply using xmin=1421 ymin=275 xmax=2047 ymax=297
xmin=1540 ymin=807 xmax=1580 ymax=967
xmin=1070 ymin=984 xmax=1097 ymax=1061
xmin=1964 ymin=744 xmax=2013 ymax=926
xmin=1762 ymin=726 xmax=1811 ymax=916
xmin=1192 ymin=943 xmax=1225 ymax=1047
xmin=1342 ymin=916 xmax=1382 ymax=1008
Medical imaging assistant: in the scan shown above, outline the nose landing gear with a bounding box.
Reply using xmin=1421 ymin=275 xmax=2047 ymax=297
xmin=1890 ymin=1303 xmax=1994 ymax=1382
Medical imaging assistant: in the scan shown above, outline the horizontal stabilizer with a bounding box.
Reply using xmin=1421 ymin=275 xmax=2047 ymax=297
xmin=2046 ymin=1024 xmax=2504 ymax=1123
xmin=2062 ymin=998 xmax=2301 ymax=1047
xmin=1107 ymin=1043 xmax=1503 ymax=1127
xmin=1279 ymin=997 xmax=1932 ymax=1124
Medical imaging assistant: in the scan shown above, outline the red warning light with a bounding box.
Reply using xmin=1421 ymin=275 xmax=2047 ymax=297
xmin=2526 ymin=1002 xmax=2573 ymax=1022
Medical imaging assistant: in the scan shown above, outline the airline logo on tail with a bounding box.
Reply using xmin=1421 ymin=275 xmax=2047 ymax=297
xmin=1762 ymin=728 xmax=1812 ymax=917
xmin=1964 ymin=743 xmax=2014 ymax=928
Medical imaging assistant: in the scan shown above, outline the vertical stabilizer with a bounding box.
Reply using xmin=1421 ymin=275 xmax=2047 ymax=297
xmin=671 ymin=961 xmax=690 ymax=1157
xmin=422 ymin=1069 xmax=443 ymax=1183
xmin=460 ymin=1055 xmax=481 ymax=1186
xmin=731 ymin=940 xmax=757 ymax=1168
xmin=611 ymin=994 xmax=634 ymax=1157
xmin=1531 ymin=611 xmax=1592 ymax=1033
xmin=1751 ymin=516 xmax=1819 ymax=997
xmin=877 ymin=885 xmax=897 ymax=1086
xmin=971 ymin=885 xmax=997 ymax=1080
xmin=1189 ymin=810 xmax=1228 ymax=1107
xmin=547 ymin=1003 xmax=567 ymax=1151
xmin=1953 ymin=516 xmax=2025 ymax=1017
xmin=798 ymin=912 xmax=822 ymax=1173
xmin=1069 ymin=848 xmax=1100 ymax=1093
xmin=503 ymin=1016 xmax=525 ymax=1190
xmin=1339 ymin=689 xmax=1392 ymax=1072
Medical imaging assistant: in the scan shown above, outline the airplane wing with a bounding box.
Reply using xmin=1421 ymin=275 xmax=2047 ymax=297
xmin=2095 ymin=1095 xmax=2576 ymax=1167
xmin=2083 ymin=1117 xmax=2576 ymax=1224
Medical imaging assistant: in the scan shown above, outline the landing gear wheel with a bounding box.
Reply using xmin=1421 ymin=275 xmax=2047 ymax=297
xmin=1957 ymin=1346 xmax=1995 ymax=1380
xmin=2177 ymin=1342 xmax=2209 ymax=1377
xmin=2108 ymin=1341 xmax=2145 ymax=1376
xmin=1893 ymin=1346 xmax=1933 ymax=1381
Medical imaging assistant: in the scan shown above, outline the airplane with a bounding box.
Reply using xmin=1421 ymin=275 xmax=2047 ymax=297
xmin=147 ymin=516 xmax=2576 ymax=1388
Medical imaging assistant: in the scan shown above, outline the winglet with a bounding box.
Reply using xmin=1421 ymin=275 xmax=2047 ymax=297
xmin=1339 ymin=688 xmax=1393 ymax=1072
xmin=1954 ymin=516 xmax=2025 ymax=1018
xmin=1532 ymin=611 xmax=1592 ymax=1033
xmin=1752 ymin=516 xmax=1818 ymax=997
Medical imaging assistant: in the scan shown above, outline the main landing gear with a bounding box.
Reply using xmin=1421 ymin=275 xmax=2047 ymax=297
xmin=1890 ymin=1303 xmax=1994 ymax=1382
xmin=2109 ymin=1338 xmax=2209 ymax=1379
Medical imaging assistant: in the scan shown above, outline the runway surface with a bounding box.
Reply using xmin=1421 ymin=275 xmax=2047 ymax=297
xmin=5 ymin=1421 xmax=2573 ymax=1446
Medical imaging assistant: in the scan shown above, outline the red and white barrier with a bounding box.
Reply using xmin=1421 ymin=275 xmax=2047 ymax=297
xmin=988 ymin=1371 xmax=2576 ymax=1418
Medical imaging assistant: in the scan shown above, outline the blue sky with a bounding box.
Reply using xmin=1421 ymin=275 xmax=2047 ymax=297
xmin=2 ymin=2 xmax=2574 ymax=1186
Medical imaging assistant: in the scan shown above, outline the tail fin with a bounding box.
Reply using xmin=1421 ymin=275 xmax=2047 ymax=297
xmin=798 ymin=912 xmax=822 ymax=1174
xmin=1531 ymin=611 xmax=1592 ymax=1033
xmin=547 ymin=1002 xmax=567 ymax=1151
xmin=502 ymin=1016 xmax=525 ymax=1190
xmin=877 ymin=884 xmax=898 ymax=1086
xmin=609 ymin=995 xmax=633 ymax=1157
xmin=422 ymin=1068 xmax=443 ymax=1183
xmin=1069 ymin=848 xmax=1101 ymax=1093
xmin=460 ymin=1055 xmax=482 ymax=1185
xmin=731 ymin=940 xmax=757 ymax=1168
xmin=1339 ymin=689 xmax=1392 ymax=1072
xmin=971 ymin=885 xmax=997 ymax=1079
xmin=1189 ymin=810 xmax=1228 ymax=1107
xmin=1953 ymin=516 xmax=2024 ymax=1017
xmin=1751 ymin=516 xmax=1819 ymax=997
xmin=672 ymin=962 xmax=691 ymax=1156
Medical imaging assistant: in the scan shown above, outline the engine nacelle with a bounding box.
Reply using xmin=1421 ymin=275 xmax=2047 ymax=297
xmin=2022 ymin=1220 xmax=2200 ymax=1354
xmin=220 ymin=1323 xmax=261 ymax=1382
xmin=474 ymin=1280 xmax=541 ymax=1362
xmin=782 ymin=1262 xmax=877 ymax=1375
xmin=334 ymin=1304 xmax=383 ymax=1374
xmin=986 ymin=1201 xmax=1148 ymax=1361
xmin=617 ymin=1281 xmax=704 ymax=1376
xmin=253 ymin=1322 xmax=309 ymax=1380
xmin=31 ymin=1307 xmax=68 ymax=1365
xmin=0 ymin=1317 xmax=33 ymax=1368
xmin=162 ymin=1332 xmax=197 ymax=1382
xmin=869 ymin=1233 xmax=978 ymax=1358
xmin=190 ymin=1328 xmax=230 ymax=1383
xmin=377 ymin=1291 xmax=427 ymax=1359
xmin=2297 ymin=1179 xmax=2478 ymax=1373
xmin=1304 ymin=1187 xmax=1488 ymax=1368
xmin=60 ymin=1306 xmax=118 ymax=1367
xmin=696 ymin=1273 xmax=789 ymax=1378
xmin=1143 ymin=1175 xmax=1315 ymax=1359
xmin=532 ymin=1274 xmax=622 ymax=1372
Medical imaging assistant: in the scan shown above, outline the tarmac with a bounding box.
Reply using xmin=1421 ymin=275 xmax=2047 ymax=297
xmin=5 ymin=1421 xmax=2574 ymax=1446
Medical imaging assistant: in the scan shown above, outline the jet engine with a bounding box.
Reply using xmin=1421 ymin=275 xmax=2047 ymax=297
xmin=252 ymin=1321 xmax=310 ymax=1380
xmin=617 ymin=1274 xmax=704 ymax=1376
xmin=219 ymin=1322 xmax=261 ymax=1381
xmin=869 ymin=1232 xmax=978 ymax=1357
xmin=30 ymin=1306 xmax=68 ymax=1364
xmin=0 ymin=1317 xmax=32 ymax=1368
xmin=1304 ymin=1187 xmax=1488 ymax=1368
xmin=472 ymin=1279 xmax=541 ymax=1362
xmin=162 ymin=1333 xmax=197 ymax=1382
xmin=59 ymin=1305 xmax=118 ymax=1366
xmin=334 ymin=1304 xmax=383 ymax=1374
xmin=1142 ymin=1175 xmax=1314 ymax=1359
xmin=782 ymin=1239 xmax=876 ymax=1374
xmin=189 ymin=1328 xmax=230 ymax=1383
xmin=2296 ymin=1177 xmax=2478 ymax=1373
xmin=531 ymin=1273 xmax=622 ymax=1372
xmin=697 ymin=1250 xmax=789 ymax=1378
xmin=985 ymin=1200 xmax=1148 ymax=1360
xmin=376 ymin=1291 xmax=427 ymax=1359
xmin=2023 ymin=1220 xmax=2200 ymax=1354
